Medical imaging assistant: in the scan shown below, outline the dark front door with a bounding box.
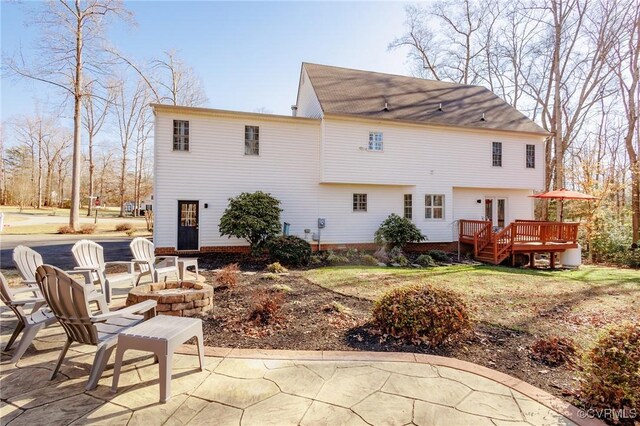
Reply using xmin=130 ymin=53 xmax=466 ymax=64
xmin=177 ymin=200 xmax=199 ymax=250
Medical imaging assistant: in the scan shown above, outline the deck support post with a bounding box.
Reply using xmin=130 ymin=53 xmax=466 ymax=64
xmin=529 ymin=253 xmax=536 ymax=268
xmin=550 ymin=252 xmax=555 ymax=269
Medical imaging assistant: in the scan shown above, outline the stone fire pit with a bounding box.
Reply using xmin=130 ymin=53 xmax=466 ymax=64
xmin=126 ymin=281 xmax=213 ymax=317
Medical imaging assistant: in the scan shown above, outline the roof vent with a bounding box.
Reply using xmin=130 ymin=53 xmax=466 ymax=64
xmin=291 ymin=105 xmax=298 ymax=117
xmin=437 ymin=103 xmax=443 ymax=112
xmin=480 ymin=113 xmax=486 ymax=121
xmin=383 ymin=102 xmax=389 ymax=111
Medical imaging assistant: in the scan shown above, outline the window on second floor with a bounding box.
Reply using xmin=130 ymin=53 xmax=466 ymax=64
xmin=173 ymin=120 xmax=189 ymax=151
xmin=404 ymin=194 xmax=413 ymax=219
xmin=368 ymin=132 xmax=383 ymax=151
xmin=526 ymin=144 xmax=535 ymax=168
xmin=492 ymin=142 xmax=502 ymax=167
xmin=245 ymin=126 xmax=259 ymax=155
xmin=353 ymin=193 xmax=367 ymax=212
xmin=425 ymin=194 xmax=444 ymax=219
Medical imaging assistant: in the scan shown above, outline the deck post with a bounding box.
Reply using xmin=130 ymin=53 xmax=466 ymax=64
xmin=529 ymin=253 xmax=535 ymax=268
xmin=550 ymin=252 xmax=555 ymax=269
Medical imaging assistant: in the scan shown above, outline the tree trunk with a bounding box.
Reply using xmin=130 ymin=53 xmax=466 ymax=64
xmin=69 ymin=1 xmax=83 ymax=230
xmin=87 ymin=132 xmax=94 ymax=216
xmin=119 ymin=154 xmax=126 ymax=217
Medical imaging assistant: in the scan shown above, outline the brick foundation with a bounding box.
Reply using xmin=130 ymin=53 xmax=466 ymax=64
xmin=126 ymin=281 xmax=214 ymax=317
xmin=156 ymin=241 xmax=473 ymax=255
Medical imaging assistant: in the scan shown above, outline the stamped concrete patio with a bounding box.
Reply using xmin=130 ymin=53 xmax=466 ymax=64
xmin=0 ymin=275 xmax=602 ymax=426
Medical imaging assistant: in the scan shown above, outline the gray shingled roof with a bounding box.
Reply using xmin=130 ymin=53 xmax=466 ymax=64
xmin=303 ymin=63 xmax=547 ymax=135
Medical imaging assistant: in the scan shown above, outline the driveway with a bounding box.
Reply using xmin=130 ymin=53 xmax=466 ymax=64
xmin=0 ymin=235 xmax=136 ymax=270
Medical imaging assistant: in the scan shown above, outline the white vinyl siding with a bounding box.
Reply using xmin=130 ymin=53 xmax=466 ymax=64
xmin=155 ymin=109 xmax=544 ymax=247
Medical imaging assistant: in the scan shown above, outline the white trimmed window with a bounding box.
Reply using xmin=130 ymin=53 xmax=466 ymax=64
xmin=492 ymin=142 xmax=502 ymax=167
xmin=526 ymin=144 xmax=535 ymax=168
xmin=245 ymin=125 xmax=259 ymax=155
xmin=353 ymin=193 xmax=367 ymax=212
xmin=425 ymin=194 xmax=444 ymax=219
xmin=173 ymin=120 xmax=189 ymax=151
xmin=368 ymin=132 xmax=383 ymax=151
xmin=404 ymin=194 xmax=413 ymax=219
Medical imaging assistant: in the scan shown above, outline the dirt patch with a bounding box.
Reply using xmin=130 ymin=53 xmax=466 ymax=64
xmin=201 ymin=270 xmax=583 ymax=409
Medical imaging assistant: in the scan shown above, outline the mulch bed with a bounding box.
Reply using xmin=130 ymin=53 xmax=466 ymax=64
xmin=200 ymin=268 xmax=582 ymax=408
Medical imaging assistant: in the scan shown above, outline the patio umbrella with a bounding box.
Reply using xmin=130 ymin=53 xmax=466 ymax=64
xmin=529 ymin=188 xmax=597 ymax=222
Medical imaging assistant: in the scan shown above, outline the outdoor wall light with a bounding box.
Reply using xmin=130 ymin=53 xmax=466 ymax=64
xmin=204 ymin=203 xmax=209 ymax=209
xmin=477 ymin=199 xmax=482 ymax=204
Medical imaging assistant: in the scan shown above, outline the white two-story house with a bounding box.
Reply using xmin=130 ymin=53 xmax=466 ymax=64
xmin=153 ymin=63 xmax=547 ymax=255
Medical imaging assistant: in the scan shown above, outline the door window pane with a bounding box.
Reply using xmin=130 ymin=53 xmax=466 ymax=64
xmin=181 ymin=203 xmax=197 ymax=227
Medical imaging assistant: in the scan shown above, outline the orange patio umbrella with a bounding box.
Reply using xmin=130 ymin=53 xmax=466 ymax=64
xmin=529 ymin=188 xmax=597 ymax=222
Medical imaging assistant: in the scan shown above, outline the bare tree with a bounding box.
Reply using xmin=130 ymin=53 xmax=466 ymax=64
xmin=111 ymin=77 xmax=148 ymax=216
xmin=611 ymin=0 xmax=640 ymax=245
xmin=4 ymin=0 xmax=131 ymax=229
xmin=110 ymin=49 xmax=208 ymax=106
xmin=82 ymin=83 xmax=112 ymax=215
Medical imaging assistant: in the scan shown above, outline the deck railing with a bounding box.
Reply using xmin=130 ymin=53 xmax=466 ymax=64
xmin=493 ymin=223 xmax=514 ymax=263
xmin=513 ymin=221 xmax=579 ymax=243
xmin=459 ymin=219 xmax=580 ymax=263
xmin=474 ymin=222 xmax=493 ymax=257
xmin=459 ymin=220 xmax=491 ymax=241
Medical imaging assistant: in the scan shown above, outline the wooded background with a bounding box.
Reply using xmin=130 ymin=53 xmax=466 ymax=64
xmin=1 ymin=0 xmax=638 ymax=265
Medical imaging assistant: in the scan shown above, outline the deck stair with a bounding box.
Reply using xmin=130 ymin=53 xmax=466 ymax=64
xmin=459 ymin=220 xmax=579 ymax=266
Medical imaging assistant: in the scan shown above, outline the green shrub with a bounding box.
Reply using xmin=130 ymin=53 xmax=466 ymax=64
xmin=115 ymin=222 xmax=134 ymax=232
xmin=345 ymin=248 xmax=359 ymax=260
xmin=359 ymin=254 xmax=379 ymax=266
xmin=265 ymin=262 xmax=288 ymax=274
xmin=326 ymin=253 xmax=350 ymax=266
xmin=309 ymin=255 xmax=324 ymax=266
xmin=262 ymin=272 xmax=280 ymax=281
xmin=415 ymin=254 xmax=436 ymax=267
xmin=579 ymin=322 xmax=640 ymax=417
xmin=372 ymin=285 xmax=471 ymax=346
xmin=219 ymin=191 xmax=282 ymax=254
xmin=374 ymin=213 xmax=426 ymax=249
xmin=58 ymin=225 xmax=75 ymax=234
xmin=389 ymin=246 xmax=409 ymax=266
xmin=427 ymin=250 xmax=449 ymax=262
xmin=530 ymin=336 xmax=577 ymax=367
xmin=79 ymin=224 xmax=96 ymax=234
xmin=267 ymin=235 xmax=311 ymax=266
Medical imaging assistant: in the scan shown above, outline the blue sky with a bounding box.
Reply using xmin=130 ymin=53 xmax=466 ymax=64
xmin=1 ymin=1 xmax=411 ymax=122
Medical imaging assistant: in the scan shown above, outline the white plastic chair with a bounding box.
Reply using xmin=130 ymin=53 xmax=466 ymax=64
xmin=72 ymin=240 xmax=137 ymax=303
xmin=34 ymin=265 xmax=157 ymax=390
xmin=13 ymin=245 xmax=107 ymax=312
xmin=0 ymin=272 xmax=57 ymax=364
xmin=130 ymin=237 xmax=179 ymax=284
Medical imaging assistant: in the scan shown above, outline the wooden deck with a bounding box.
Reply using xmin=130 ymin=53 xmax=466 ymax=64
xmin=459 ymin=220 xmax=579 ymax=266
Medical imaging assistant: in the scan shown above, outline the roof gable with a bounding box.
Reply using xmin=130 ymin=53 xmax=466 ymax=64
xmin=302 ymin=63 xmax=547 ymax=135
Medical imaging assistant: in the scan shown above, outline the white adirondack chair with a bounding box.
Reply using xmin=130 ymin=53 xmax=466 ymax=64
xmin=13 ymin=245 xmax=108 ymax=313
xmin=0 ymin=272 xmax=57 ymax=364
xmin=130 ymin=237 xmax=179 ymax=284
xmin=72 ymin=240 xmax=137 ymax=304
xmin=34 ymin=265 xmax=157 ymax=390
